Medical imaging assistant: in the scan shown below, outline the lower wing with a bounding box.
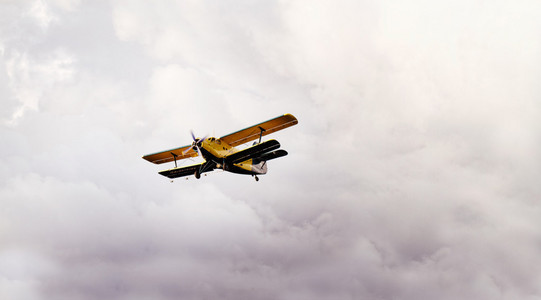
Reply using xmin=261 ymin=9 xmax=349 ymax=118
xmin=158 ymin=162 xmax=214 ymax=179
xmin=225 ymin=139 xmax=281 ymax=163
xmin=257 ymin=149 xmax=288 ymax=161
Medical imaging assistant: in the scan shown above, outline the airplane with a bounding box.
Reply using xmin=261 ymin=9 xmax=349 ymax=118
xmin=142 ymin=113 xmax=298 ymax=181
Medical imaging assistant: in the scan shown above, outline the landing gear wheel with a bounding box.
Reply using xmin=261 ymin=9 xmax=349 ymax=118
xmin=255 ymin=175 xmax=259 ymax=182
xmin=195 ymin=169 xmax=201 ymax=179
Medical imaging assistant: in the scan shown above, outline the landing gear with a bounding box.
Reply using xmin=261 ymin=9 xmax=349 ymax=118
xmin=254 ymin=175 xmax=259 ymax=182
xmin=195 ymin=169 xmax=201 ymax=179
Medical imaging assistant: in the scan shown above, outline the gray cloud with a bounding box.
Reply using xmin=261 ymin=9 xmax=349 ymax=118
xmin=1 ymin=0 xmax=541 ymax=299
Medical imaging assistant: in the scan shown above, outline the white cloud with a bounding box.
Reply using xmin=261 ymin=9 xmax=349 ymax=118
xmin=4 ymin=48 xmax=75 ymax=123
xmin=1 ymin=0 xmax=541 ymax=299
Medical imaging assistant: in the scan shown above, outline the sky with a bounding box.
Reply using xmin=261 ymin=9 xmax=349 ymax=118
xmin=1 ymin=0 xmax=541 ymax=299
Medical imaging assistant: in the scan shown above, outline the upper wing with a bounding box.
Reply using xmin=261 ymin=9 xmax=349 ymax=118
xmin=142 ymin=145 xmax=198 ymax=164
xmin=220 ymin=113 xmax=298 ymax=147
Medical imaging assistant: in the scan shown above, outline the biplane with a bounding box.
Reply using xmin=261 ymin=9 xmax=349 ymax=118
xmin=142 ymin=114 xmax=298 ymax=181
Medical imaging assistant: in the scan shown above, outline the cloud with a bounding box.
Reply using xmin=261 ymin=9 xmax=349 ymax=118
xmin=1 ymin=0 xmax=541 ymax=299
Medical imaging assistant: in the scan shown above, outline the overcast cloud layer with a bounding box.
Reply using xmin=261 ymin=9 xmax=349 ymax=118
xmin=1 ymin=1 xmax=541 ymax=299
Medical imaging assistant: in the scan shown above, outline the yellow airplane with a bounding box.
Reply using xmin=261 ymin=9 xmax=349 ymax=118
xmin=142 ymin=114 xmax=298 ymax=181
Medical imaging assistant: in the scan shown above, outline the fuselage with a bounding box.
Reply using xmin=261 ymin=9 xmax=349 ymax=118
xmin=196 ymin=137 xmax=267 ymax=175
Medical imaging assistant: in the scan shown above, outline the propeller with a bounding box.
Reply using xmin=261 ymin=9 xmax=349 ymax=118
xmin=182 ymin=131 xmax=208 ymax=155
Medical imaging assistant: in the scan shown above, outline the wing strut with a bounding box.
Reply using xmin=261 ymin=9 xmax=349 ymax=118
xmin=171 ymin=152 xmax=178 ymax=168
xmin=258 ymin=126 xmax=266 ymax=144
xmin=195 ymin=160 xmax=215 ymax=179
